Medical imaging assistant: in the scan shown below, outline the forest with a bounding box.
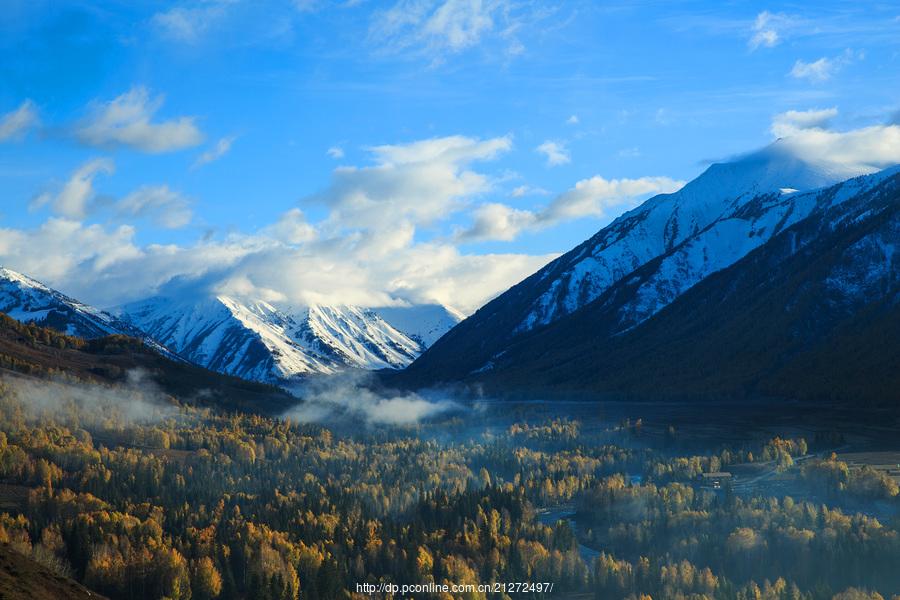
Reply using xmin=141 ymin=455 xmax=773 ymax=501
xmin=0 ymin=352 xmax=897 ymax=600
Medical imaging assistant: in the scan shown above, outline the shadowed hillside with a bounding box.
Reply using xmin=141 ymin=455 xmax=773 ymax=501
xmin=395 ymin=172 xmax=900 ymax=405
xmin=0 ymin=543 xmax=106 ymax=600
xmin=0 ymin=313 xmax=296 ymax=414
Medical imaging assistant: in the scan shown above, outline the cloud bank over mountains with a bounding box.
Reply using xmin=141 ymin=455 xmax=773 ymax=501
xmin=3 ymin=134 xmax=560 ymax=313
xmin=4 ymin=91 xmax=900 ymax=318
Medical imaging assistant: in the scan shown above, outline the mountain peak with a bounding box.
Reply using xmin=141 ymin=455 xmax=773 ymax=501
xmin=0 ymin=266 xmax=142 ymax=339
xmin=115 ymin=294 xmax=460 ymax=383
xmin=400 ymin=160 xmax=900 ymax=386
xmin=0 ymin=266 xmax=48 ymax=291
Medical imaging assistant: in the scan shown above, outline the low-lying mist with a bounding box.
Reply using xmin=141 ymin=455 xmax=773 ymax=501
xmin=283 ymin=372 xmax=463 ymax=426
xmin=0 ymin=369 xmax=180 ymax=428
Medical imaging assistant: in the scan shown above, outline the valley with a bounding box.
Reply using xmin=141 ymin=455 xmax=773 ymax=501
xmin=0 ymin=349 xmax=898 ymax=599
xmin=4 ymin=3 xmax=900 ymax=599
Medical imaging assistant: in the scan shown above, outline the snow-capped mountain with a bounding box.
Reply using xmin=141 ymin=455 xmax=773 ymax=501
xmin=0 ymin=267 xmax=145 ymax=339
xmin=606 ymin=165 xmax=900 ymax=334
xmin=399 ymin=142 xmax=886 ymax=385
xmin=0 ymin=265 xmax=462 ymax=385
xmin=372 ymin=304 xmax=464 ymax=347
xmin=517 ymin=141 xmax=868 ymax=333
xmin=425 ymin=166 xmax=900 ymax=401
xmin=114 ymin=295 xmax=453 ymax=383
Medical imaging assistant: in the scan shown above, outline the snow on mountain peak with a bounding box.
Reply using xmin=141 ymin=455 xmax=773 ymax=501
xmin=514 ymin=142 xmax=877 ymax=333
xmin=115 ymin=294 xmax=459 ymax=383
xmin=372 ymin=303 xmax=464 ymax=347
xmin=0 ymin=266 xmax=142 ymax=339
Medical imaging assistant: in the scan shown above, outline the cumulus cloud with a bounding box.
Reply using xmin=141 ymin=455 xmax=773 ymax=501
xmin=771 ymin=108 xmax=838 ymax=136
xmin=789 ymin=49 xmax=862 ymax=83
xmin=30 ymin=158 xmax=114 ymax=219
xmin=0 ymin=100 xmax=39 ymax=142
xmin=0 ymin=212 xmax=554 ymax=313
xmin=327 ymin=146 xmax=345 ymax=159
xmin=0 ymin=217 xmax=142 ymax=283
xmin=545 ymin=175 xmax=684 ymax=222
xmin=28 ymin=159 xmax=193 ymax=229
xmin=260 ymin=208 xmax=317 ymax=244
xmin=117 ymin=185 xmax=193 ymax=229
xmin=457 ymin=175 xmax=685 ymax=242
xmin=458 ymin=202 xmax=538 ymax=241
xmin=3 ymin=135 xmax=554 ymax=313
xmin=566 ymin=114 xmax=579 ymax=125
xmin=770 ymin=109 xmax=900 ymax=174
xmin=193 ymin=136 xmax=236 ymax=169
xmin=311 ymin=135 xmax=512 ymax=237
xmin=75 ymin=87 xmax=204 ymax=153
xmin=535 ymin=140 xmax=570 ymax=166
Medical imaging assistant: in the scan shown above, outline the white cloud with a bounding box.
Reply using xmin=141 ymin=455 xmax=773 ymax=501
xmin=327 ymin=146 xmax=345 ymax=159
xmin=260 ymin=208 xmax=317 ymax=244
xmin=369 ymin=0 xmax=529 ymax=61
xmin=285 ymin=372 xmax=460 ymax=425
xmin=509 ymin=184 xmax=548 ymax=198
xmin=75 ymin=87 xmax=204 ymax=153
xmin=0 ymin=218 xmax=142 ymax=284
xmin=193 ymin=136 xmax=236 ymax=169
xmin=566 ymin=114 xmax=579 ymax=125
xmin=0 ymin=215 xmax=555 ymax=314
xmin=28 ymin=159 xmax=194 ymax=229
xmin=770 ymin=109 xmax=900 ymax=174
xmin=790 ymin=57 xmax=834 ymax=82
xmin=3 ymin=134 xmax=554 ymax=314
xmin=748 ymin=10 xmax=795 ymax=50
xmin=771 ymin=107 xmax=838 ymax=137
xmin=458 ymin=202 xmax=538 ymax=241
xmin=457 ymin=175 xmax=685 ymax=242
xmin=0 ymin=100 xmax=39 ymax=142
xmin=789 ymin=49 xmax=862 ymax=83
xmin=117 ymin=185 xmax=193 ymax=229
xmin=535 ymin=140 xmax=570 ymax=166
xmin=312 ymin=135 xmax=512 ymax=239
xmin=543 ymin=175 xmax=684 ymax=222
xmin=30 ymin=158 xmax=114 ymax=220
xmin=152 ymin=1 xmax=237 ymax=43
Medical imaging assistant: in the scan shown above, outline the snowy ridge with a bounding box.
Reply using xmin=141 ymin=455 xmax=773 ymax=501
xmin=0 ymin=267 xmax=145 ymax=340
xmin=372 ymin=304 xmax=464 ymax=347
xmin=515 ymin=142 xmax=876 ymax=333
xmin=115 ymin=295 xmax=450 ymax=383
xmin=608 ymin=166 xmax=900 ymax=333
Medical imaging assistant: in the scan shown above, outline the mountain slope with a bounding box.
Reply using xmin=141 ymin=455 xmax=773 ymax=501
xmin=416 ymin=169 xmax=900 ymax=403
xmin=399 ymin=144 xmax=878 ymax=385
xmin=116 ymin=296 xmax=430 ymax=383
xmin=0 ymin=544 xmax=107 ymax=600
xmin=0 ymin=312 xmax=297 ymax=413
xmin=0 ymin=268 xmax=144 ymax=340
xmin=372 ymin=304 xmax=464 ymax=347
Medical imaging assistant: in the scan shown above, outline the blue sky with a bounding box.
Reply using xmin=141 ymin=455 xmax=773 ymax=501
xmin=1 ymin=0 xmax=899 ymax=312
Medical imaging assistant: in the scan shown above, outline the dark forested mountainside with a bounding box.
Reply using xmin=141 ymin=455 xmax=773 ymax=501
xmin=0 ymin=313 xmax=296 ymax=414
xmin=397 ymin=172 xmax=900 ymax=405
